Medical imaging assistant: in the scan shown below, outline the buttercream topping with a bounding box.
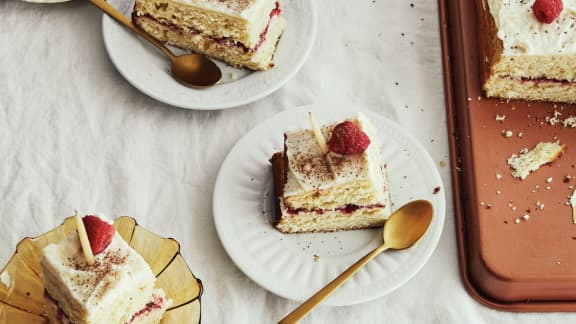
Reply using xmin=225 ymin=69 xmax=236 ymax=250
xmin=487 ymin=0 xmax=576 ymax=55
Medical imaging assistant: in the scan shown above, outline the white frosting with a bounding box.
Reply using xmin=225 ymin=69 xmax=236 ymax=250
xmin=487 ymin=0 xmax=576 ymax=55
xmin=41 ymin=230 xmax=156 ymax=320
xmin=283 ymin=113 xmax=385 ymax=199
xmin=171 ymin=0 xmax=273 ymax=19
xmin=571 ymin=187 xmax=576 ymax=207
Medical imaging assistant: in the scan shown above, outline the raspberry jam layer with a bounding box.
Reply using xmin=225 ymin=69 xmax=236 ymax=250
xmin=286 ymin=204 xmax=386 ymax=216
xmin=128 ymin=294 xmax=165 ymax=323
xmin=516 ymin=76 xmax=575 ymax=86
xmin=136 ymin=2 xmax=281 ymax=53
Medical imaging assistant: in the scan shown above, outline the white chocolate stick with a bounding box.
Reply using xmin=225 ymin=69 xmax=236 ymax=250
xmin=75 ymin=212 xmax=95 ymax=265
xmin=308 ymin=112 xmax=328 ymax=153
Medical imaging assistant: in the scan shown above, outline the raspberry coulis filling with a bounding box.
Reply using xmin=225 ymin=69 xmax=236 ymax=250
xmin=286 ymin=204 xmax=386 ymax=216
xmin=516 ymin=76 xmax=574 ymax=85
xmin=137 ymin=2 xmax=281 ymax=53
xmin=128 ymin=295 xmax=165 ymax=323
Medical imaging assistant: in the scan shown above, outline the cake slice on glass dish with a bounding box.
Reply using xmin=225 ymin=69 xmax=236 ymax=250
xmin=40 ymin=214 xmax=171 ymax=324
xmin=270 ymin=113 xmax=392 ymax=234
xmin=132 ymin=0 xmax=286 ymax=70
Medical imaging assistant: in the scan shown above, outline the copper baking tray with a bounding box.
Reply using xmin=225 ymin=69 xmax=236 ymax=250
xmin=439 ymin=0 xmax=576 ymax=311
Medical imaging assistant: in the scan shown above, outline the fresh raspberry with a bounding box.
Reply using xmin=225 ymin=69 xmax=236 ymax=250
xmin=532 ymin=0 xmax=563 ymax=24
xmin=82 ymin=215 xmax=115 ymax=255
xmin=327 ymin=121 xmax=371 ymax=155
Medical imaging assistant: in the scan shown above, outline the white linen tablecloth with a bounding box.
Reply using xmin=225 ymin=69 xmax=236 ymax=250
xmin=2 ymin=0 xmax=576 ymax=322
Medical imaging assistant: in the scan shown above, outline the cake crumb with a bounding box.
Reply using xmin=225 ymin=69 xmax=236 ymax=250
xmin=503 ymin=130 xmax=513 ymax=138
xmin=514 ymin=218 xmax=521 ymax=224
xmin=495 ymin=114 xmax=506 ymax=122
xmin=518 ymin=132 xmax=523 ymax=138
xmin=433 ymin=187 xmax=441 ymax=194
xmin=546 ymin=177 xmax=553 ymax=183
xmin=496 ymin=173 xmax=502 ymax=180
xmin=496 ymin=190 xmax=501 ymax=195
xmin=563 ymin=116 xmax=576 ymax=128
xmin=546 ymin=110 xmax=562 ymax=126
xmin=0 ymin=271 xmax=10 ymax=289
xmin=313 ymin=254 xmax=320 ymax=262
xmin=522 ymin=214 xmax=530 ymax=221
xmin=536 ymin=200 xmax=545 ymax=210
xmin=564 ymin=175 xmax=572 ymax=183
xmin=439 ymin=160 xmax=446 ymax=168
xmin=507 ymin=142 xmax=566 ymax=180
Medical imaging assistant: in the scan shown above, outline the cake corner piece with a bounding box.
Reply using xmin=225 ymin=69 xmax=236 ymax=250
xmin=477 ymin=0 xmax=576 ymax=103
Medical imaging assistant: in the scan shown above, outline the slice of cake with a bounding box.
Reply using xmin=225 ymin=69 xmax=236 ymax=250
xmin=477 ymin=0 xmax=576 ymax=103
xmin=41 ymin=215 xmax=171 ymax=324
xmin=133 ymin=0 xmax=286 ymax=70
xmin=270 ymin=113 xmax=392 ymax=234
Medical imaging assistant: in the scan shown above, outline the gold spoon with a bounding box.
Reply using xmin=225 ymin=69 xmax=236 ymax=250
xmin=89 ymin=0 xmax=222 ymax=87
xmin=278 ymin=200 xmax=434 ymax=324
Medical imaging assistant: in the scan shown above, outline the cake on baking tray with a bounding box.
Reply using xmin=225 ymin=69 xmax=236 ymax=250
xmin=132 ymin=0 xmax=285 ymax=70
xmin=270 ymin=113 xmax=392 ymax=234
xmin=41 ymin=215 xmax=171 ymax=324
xmin=477 ymin=0 xmax=576 ymax=103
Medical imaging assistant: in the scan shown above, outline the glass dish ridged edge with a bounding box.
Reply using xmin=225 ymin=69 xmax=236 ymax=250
xmin=0 ymin=216 xmax=202 ymax=323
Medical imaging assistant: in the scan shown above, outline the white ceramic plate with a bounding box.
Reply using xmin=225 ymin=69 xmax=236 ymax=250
xmin=101 ymin=0 xmax=316 ymax=110
xmin=213 ymin=104 xmax=446 ymax=306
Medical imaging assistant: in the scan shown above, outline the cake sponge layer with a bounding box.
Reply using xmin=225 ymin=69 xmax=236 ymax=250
xmin=484 ymin=77 xmax=576 ymax=103
xmin=275 ymin=204 xmax=389 ymax=234
xmin=133 ymin=0 xmax=276 ymax=48
xmin=285 ymin=178 xmax=388 ymax=210
xmin=45 ymin=288 xmax=170 ymax=324
xmin=489 ymin=55 xmax=576 ymax=82
xmin=134 ymin=14 xmax=285 ymax=70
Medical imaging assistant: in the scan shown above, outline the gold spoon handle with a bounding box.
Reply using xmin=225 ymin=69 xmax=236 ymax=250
xmin=278 ymin=244 xmax=389 ymax=324
xmin=88 ymin=0 xmax=176 ymax=59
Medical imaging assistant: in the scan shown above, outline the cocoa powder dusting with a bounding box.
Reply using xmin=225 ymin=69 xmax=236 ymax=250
xmin=66 ymin=249 xmax=129 ymax=301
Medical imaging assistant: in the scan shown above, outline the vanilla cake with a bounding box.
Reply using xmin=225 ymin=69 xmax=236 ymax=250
xmin=41 ymin=216 xmax=171 ymax=324
xmin=477 ymin=0 xmax=576 ymax=102
xmin=270 ymin=114 xmax=392 ymax=234
xmin=133 ymin=0 xmax=285 ymax=70
xmin=507 ymin=141 xmax=565 ymax=180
